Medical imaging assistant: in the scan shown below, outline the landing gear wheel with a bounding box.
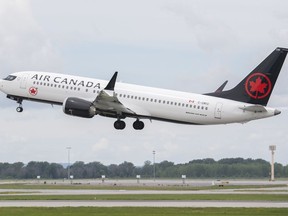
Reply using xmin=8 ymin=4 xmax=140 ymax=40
xmin=133 ymin=120 xmax=144 ymax=130
xmin=114 ymin=120 xmax=126 ymax=130
xmin=16 ymin=98 xmax=23 ymax=113
xmin=16 ymin=106 xmax=23 ymax=113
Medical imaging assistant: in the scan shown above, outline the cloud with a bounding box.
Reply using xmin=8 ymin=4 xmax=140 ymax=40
xmin=0 ymin=0 xmax=61 ymax=75
xmin=0 ymin=0 xmax=288 ymax=166
xmin=92 ymin=138 xmax=110 ymax=152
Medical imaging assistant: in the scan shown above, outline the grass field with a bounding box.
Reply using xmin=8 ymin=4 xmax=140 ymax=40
xmin=0 ymin=207 xmax=287 ymax=216
xmin=0 ymin=182 xmax=286 ymax=191
xmin=0 ymin=181 xmax=287 ymax=215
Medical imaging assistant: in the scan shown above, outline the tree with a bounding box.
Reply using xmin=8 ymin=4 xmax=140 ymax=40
xmin=118 ymin=161 xmax=135 ymax=178
xmin=141 ymin=160 xmax=153 ymax=178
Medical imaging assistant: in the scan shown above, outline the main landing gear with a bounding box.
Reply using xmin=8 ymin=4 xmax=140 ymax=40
xmin=133 ymin=119 xmax=144 ymax=130
xmin=114 ymin=119 xmax=145 ymax=130
xmin=16 ymin=98 xmax=23 ymax=113
xmin=114 ymin=120 xmax=126 ymax=130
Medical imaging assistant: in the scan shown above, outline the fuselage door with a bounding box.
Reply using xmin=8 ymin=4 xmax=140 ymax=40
xmin=20 ymin=74 xmax=28 ymax=89
xmin=214 ymin=102 xmax=223 ymax=119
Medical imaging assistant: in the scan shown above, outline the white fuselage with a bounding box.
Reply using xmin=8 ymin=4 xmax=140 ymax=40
xmin=0 ymin=71 xmax=278 ymax=125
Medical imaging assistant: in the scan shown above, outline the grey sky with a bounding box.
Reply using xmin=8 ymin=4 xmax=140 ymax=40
xmin=0 ymin=0 xmax=288 ymax=165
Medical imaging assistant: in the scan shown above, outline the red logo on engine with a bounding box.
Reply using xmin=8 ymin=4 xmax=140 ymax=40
xmin=29 ymin=87 xmax=38 ymax=96
xmin=245 ymin=73 xmax=271 ymax=99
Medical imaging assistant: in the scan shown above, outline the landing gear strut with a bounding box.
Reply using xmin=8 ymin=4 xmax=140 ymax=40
xmin=16 ymin=98 xmax=23 ymax=113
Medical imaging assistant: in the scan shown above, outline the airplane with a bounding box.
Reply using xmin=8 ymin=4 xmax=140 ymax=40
xmin=0 ymin=47 xmax=287 ymax=130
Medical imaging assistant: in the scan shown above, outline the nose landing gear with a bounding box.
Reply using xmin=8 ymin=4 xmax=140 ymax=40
xmin=16 ymin=98 xmax=23 ymax=112
xmin=16 ymin=106 xmax=23 ymax=112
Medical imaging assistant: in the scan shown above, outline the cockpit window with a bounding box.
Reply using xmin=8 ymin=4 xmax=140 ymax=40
xmin=3 ymin=75 xmax=17 ymax=81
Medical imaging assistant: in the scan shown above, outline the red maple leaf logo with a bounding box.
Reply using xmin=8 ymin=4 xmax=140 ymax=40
xmin=249 ymin=77 xmax=268 ymax=95
xmin=245 ymin=73 xmax=271 ymax=99
xmin=29 ymin=87 xmax=38 ymax=96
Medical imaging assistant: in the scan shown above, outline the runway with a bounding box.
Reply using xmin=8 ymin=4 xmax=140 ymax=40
xmin=0 ymin=179 xmax=287 ymax=208
xmin=0 ymin=200 xmax=287 ymax=208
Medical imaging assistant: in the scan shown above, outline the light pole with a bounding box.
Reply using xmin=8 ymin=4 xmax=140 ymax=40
xmin=269 ymin=145 xmax=276 ymax=181
xmin=66 ymin=147 xmax=71 ymax=180
xmin=153 ymin=150 xmax=156 ymax=181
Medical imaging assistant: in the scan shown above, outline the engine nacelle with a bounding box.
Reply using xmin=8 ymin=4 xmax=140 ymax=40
xmin=63 ymin=97 xmax=96 ymax=118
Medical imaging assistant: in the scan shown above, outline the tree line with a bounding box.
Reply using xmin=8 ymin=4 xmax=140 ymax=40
xmin=0 ymin=158 xmax=287 ymax=179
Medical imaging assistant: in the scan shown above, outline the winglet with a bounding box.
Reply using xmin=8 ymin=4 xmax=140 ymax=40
xmin=105 ymin=71 xmax=118 ymax=91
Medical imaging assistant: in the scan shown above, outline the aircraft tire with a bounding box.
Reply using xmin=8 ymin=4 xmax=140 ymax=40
xmin=16 ymin=107 xmax=23 ymax=113
xmin=114 ymin=120 xmax=126 ymax=130
xmin=133 ymin=120 xmax=144 ymax=130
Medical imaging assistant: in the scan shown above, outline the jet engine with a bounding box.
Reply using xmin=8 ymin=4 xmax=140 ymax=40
xmin=63 ymin=97 xmax=96 ymax=118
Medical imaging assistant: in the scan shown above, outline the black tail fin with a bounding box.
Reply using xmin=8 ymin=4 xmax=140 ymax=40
xmin=206 ymin=47 xmax=288 ymax=106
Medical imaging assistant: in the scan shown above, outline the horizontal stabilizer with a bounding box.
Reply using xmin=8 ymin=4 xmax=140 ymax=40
xmin=215 ymin=80 xmax=228 ymax=93
xmin=240 ymin=105 xmax=267 ymax=112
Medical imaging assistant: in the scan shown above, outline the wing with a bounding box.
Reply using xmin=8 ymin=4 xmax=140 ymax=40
xmin=93 ymin=72 xmax=147 ymax=118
